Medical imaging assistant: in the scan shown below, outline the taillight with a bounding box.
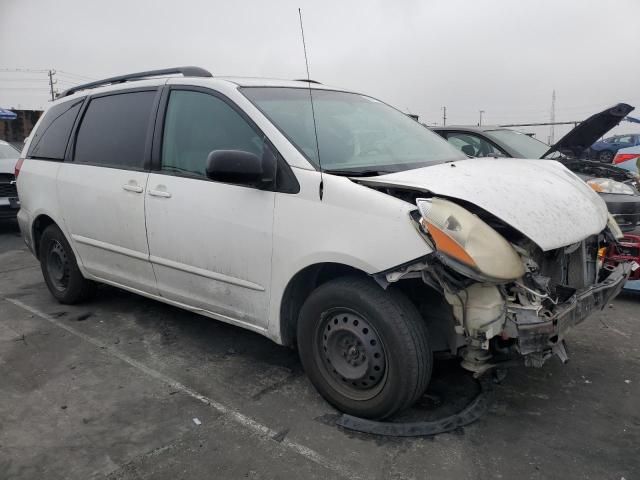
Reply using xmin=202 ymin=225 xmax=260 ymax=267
xmin=14 ymin=158 xmax=24 ymax=178
xmin=613 ymin=153 xmax=640 ymax=164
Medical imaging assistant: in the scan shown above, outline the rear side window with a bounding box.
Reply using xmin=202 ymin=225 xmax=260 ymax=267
xmin=27 ymin=99 xmax=83 ymax=160
xmin=74 ymin=91 xmax=156 ymax=169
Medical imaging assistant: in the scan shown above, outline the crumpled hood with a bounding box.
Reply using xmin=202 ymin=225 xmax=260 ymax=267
xmin=0 ymin=158 xmax=17 ymax=175
xmin=354 ymin=158 xmax=609 ymax=251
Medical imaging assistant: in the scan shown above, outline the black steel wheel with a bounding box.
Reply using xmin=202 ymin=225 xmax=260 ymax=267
xmin=319 ymin=309 xmax=388 ymax=400
xmin=39 ymin=224 xmax=95 ymax=304
xmin=46 ymin=239 xmax=70 ymax=292
xmin=298 ymin=276 xmax=432 ymax=420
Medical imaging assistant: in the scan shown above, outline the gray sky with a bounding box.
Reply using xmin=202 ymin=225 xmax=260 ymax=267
xmin=2 ymin=0 xmax=639 ymax=140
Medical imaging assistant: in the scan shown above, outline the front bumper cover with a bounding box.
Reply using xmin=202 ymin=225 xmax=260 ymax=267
xmin=506 ymin=263 xmax=630 ymax=357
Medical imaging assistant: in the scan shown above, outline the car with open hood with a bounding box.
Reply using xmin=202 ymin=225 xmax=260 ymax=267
xmin=589 ymin=133 xmax=640 ymax=163
xmin=432 ymin=104 xmax=640 ymax=233
xmin=0 ymin=140 xmax=20 ymax=219
xmin=15 ymin=67 xmax=631 ymax=420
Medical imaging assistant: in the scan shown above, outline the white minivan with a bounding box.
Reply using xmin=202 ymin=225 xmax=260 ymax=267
xmin=16 ymin=67 xmax=630 ymax=419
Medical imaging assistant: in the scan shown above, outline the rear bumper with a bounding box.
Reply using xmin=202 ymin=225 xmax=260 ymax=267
xmin=0 ymin=196 xmax=20 ymax=219
xmin=507 ymin=263 xmax=630 ymax=359
xmin=601 ymin=192 xmax=640 ymax=232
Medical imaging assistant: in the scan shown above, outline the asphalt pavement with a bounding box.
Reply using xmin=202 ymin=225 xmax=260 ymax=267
xmin=1 ymin=219 xmax=638 ymax=479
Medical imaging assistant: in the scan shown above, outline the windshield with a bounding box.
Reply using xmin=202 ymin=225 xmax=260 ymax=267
xmin=0 ymin=142 xmax=19 ymax=159
xmin=241 ymin=87 xmax=465 ymax=173
xmin=484 ymin=129 xmax=550 ymax=159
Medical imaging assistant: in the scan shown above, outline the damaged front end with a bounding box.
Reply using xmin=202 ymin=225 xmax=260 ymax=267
xmin=378 ymin=196 xmax=631 ymax=376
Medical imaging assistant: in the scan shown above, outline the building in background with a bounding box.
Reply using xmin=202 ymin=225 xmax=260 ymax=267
xmin=0 ymin=109 xmax=43 ymax=148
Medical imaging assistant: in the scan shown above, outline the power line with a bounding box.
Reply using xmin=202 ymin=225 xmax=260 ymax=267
xmin=57 ymin=70 xmax=97 ymax=81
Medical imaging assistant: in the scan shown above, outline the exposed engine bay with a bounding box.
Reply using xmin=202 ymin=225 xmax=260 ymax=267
xmin=367 ymin=184 xmax=631 ymax=375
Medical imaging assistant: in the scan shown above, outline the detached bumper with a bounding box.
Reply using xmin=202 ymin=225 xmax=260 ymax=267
xmin=507 ymin=263 xmax=630 ymax=358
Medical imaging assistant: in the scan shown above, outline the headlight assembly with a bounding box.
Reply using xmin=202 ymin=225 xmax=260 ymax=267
xmin=415 ymin=197 xmax=525 ymax=281
xmin=586 ymin=178 xmax=636 ymax=195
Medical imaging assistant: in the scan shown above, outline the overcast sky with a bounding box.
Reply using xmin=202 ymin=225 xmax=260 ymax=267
xmin=1 ymin=0 xmax=639 ymax=140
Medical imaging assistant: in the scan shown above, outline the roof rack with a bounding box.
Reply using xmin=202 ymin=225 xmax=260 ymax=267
xmin=60 ymin=66 xmax=213 ymax=97
xmin=293 ymin=78 xmax=322 ymax=84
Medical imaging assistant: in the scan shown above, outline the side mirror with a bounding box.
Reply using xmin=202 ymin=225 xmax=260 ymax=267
xmin=205 ymin=149 xmax=275 ymax=188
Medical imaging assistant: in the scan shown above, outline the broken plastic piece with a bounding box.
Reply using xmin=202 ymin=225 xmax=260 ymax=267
xmin=335 ymin=376 xmax=493 ymax=437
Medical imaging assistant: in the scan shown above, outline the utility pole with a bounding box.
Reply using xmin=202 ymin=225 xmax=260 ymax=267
xmin=48 ymin=69 xmax=57 ymax=101
xmin=549 ymin=90 xmax=556 ymax=144
xmin=478 ymin=110 xmax=485 ymax=126
xmin=442 ymin=106 xmax=447 ymax=126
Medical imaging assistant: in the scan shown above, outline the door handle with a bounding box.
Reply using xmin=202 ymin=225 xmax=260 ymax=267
xmin=148 ymin=189 xmax=172 ymax=198
xmin=122 ymin=184 xmax=143 ymax=193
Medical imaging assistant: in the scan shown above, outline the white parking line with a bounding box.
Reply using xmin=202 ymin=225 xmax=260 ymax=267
xmin=4 ymin=297 xmax=363 ymax=480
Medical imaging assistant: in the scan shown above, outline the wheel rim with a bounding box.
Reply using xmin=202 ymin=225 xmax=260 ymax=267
xmin=317 ymin=308 xmax=388 ymax=401
xmin=46 ymin=240 xmax=69 ymax=292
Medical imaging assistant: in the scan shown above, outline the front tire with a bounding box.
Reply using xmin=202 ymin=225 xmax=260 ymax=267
xmin=297 ymin=276 xmax=432 ymax=419
xmin=39 ymin=224 xmax=95 ymax=304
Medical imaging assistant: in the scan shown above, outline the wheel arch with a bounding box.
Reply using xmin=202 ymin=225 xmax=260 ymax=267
xmin=32 ymin=213 xmax=58 ymax=258
xmin=278 ymin=262 xmax=369 ymax=347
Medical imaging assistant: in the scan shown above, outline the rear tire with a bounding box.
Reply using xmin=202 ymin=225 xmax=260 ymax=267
xmin=297 ymin=276 xmax=432 ymax=419
xmin=39 ymin=224 xmax=95 ymax=304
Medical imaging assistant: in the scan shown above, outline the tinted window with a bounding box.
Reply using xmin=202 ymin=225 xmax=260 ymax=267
xmin=161 ymin=90 xmax=263 ymax=177
xmin=75 ymin=91 xmax=156 ymax=168
xmin=27 ymin=99 xmax=83 ymax=160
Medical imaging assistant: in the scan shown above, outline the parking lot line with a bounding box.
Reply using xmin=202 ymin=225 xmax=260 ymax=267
xmin=4 ymin=296 xmax=363 ymax=480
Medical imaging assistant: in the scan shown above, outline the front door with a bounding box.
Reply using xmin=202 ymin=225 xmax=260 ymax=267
xmin=57 ymin=89 xmax=159 ymax=294
xmin=145 ymin=88 xmax=275 ymax=329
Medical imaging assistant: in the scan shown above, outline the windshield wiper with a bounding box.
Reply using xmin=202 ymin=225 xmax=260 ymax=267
xmin=323 ymin=168 xmax=391 ymax=177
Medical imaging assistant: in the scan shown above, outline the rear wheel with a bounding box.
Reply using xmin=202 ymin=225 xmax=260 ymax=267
xmin=598 ymin=150 xmax=614 ymax=162
xmin=39 ymin=224 xmax=95 ymax=304
xmin=297 ymin=276 xmax=432 ymax=419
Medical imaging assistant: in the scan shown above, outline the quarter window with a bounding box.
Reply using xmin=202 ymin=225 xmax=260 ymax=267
xmin=28 ymin=99 xmax=83 ymax=160
xmin=161 ymin=90 xmax=263 ymax=177
xmin=74 ymin=91 xmax=156 ymax=169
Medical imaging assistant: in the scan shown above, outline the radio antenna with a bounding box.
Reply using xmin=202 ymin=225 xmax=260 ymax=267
xmin=298 ymin=8 xmax=324 ymax=200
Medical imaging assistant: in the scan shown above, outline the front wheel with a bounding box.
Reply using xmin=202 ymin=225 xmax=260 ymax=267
xmin=39 ymin=224 xmax=95 ymax=304
xmin=297 ymin=276 xmax=432 ymax=419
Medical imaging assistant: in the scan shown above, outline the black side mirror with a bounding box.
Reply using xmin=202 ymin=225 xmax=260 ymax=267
xmin=205 ymin=149 xmax=275 ymax=188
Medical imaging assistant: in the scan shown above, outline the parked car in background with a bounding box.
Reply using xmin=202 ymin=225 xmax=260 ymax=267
xmin=432 ymin=104 xmax=640 ymax=232
xmin=0 ymin=140 xmax=20 ymax=219
xmin=16 ymin=67 xmax=630 ymax=420
xmin=613 ymin=145 xmax=640 ymax=173
xmin=589 ymin=133 xmax=640 ymax=163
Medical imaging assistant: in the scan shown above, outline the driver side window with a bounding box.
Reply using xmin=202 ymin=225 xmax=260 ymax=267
xmin=162 ymin=90 xmax=264 ymax=177
xmin=446 ymin=132 xmax=503 ymax=157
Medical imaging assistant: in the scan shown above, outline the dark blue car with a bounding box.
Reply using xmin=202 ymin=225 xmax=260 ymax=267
xmin=589 ymin=133 xmax=640 ymax=163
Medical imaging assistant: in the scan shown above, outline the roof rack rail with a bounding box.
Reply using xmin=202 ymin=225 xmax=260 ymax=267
xmin=293 ymin=78 xmax=322 ymax=84
xmin=60 ymin=66 xmax=213 ymax=97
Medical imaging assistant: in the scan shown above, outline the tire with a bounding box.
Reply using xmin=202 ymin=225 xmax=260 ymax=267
xmin=39 ymin=224 xmax=95 ymax=304
xmin=598 ymin=150 xmax=614 ymax=163
xmin=297 ymin=276 xmax=432 ymax=419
